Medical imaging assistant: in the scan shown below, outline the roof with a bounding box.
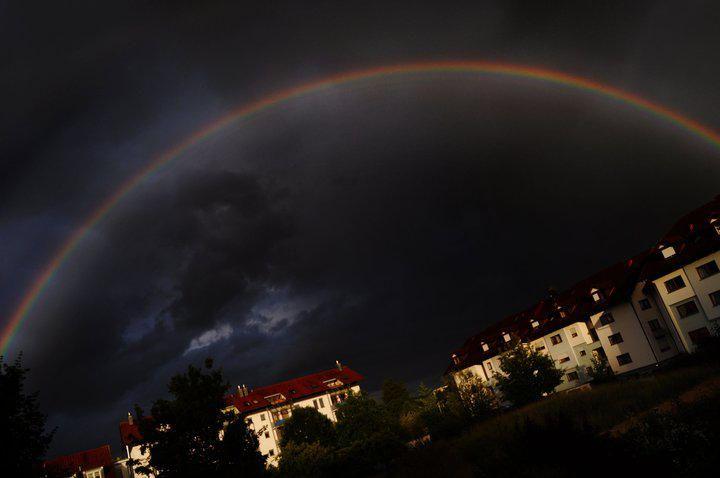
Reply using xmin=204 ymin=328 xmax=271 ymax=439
xmin=43 ymin=445 xmax=114 ymax=474
xmin=225 ymin=366 xmax=364 ymax=415
xmin=119 ymin=419 xmax=145 ymax=446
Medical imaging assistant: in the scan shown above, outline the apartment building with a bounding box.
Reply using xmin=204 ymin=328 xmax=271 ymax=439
xmin=448 ymin=195 xmax=719 ymax=397
xmin=120 ymin=362 xmax=363 ymax=471
xmin=224 ymin=363 xmax=363 ymax=466
xmin=43 ymin=445 xmax=130 ymax=478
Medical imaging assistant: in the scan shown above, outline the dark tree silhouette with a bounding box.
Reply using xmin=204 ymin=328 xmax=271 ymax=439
xmin=0 ymin=353 xmax=54 ymax=478
xmin=279 ymin=406 xmax=336 ymax=447
xmin=495 ymin=342 xmax=564 ymax=407
xmin=135 ymin=358 xmax=264 ymax=478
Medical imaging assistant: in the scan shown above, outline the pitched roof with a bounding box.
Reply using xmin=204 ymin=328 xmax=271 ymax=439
xmin=225 ymin=366 xmax=364 ymax=415
xmin=43 ymin=445 xmax=114 ymax=474
xmin=119 ymin=419 xmax=145 ymax=446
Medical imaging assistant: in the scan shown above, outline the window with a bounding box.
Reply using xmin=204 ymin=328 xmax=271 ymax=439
xmin=486 ymin=362 xmax=494 ymax=372
xmin=591 ymin=289 xmax=603 ymax=302
xmin=269 ymin=449 xmax=275 ymax=456
xmin=661 ymin=246 xmax=676 ymax=258
xmin=535 ymin=344 xmax=546 ymax=351
xmin=697 ymin=260 xmax=719 ymax=280
xmin=689 ymin=327 xmax=711 ymax=345
xmin=566 ymin=371 xmax=579 ymax=381
xmin=313 ymin=399 xmax=318 ymax=409
xmin=260 ymin=413 xmax=266 ymax=421
xmin=617 ymin=353 xmax=633 ymax=366
xmin=599 ymin=312 xmax=615 ymax=326
xmin=503 ymin=333 xmax=511 ymax=342
xmin=318 ymin=398 xmax=325 ymax=408
xmin=85 ymin=472 xmax=102 ymax=478
xmin=550 ymin=334 xmax=562 ymax=345
xmin=531 ymin=320 xmax=539 ymax=328
xmin=648 ymin=319 xmax=661 ymax=331
xmin=558 ymin=356 xmax=570 ymax=364
xmin=639 ymin=298 xmax=652 ymax=310
xmin=710 ymin=290 xmax=720 ymax=307
xmin=570 ymin=327 xmax=578 ymax=338
xmin=264 ymin=431 xmax=270 ymax=438
xmin=676 ymin=300 xmax=699 ymax=318
xmin=664 ymin=276 xmax=686 ymax=293
xmin=579 ymin=350 xmax=587 ymax=357
xmin=482 ymin=343 xmax=489 ymax=352
xmin=608 ymin=333 xmax=624 ymax=345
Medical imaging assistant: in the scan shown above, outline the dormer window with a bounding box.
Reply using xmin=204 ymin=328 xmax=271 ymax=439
xmin=591 ymin=288 xmax=603 ymax=302
xmin=661 ymin=246 xmax=676 ymax=259
xmin=559 ymin=309 xmax=567 ymax=318
xmin=502 ymin=333 xmax=511 ymax=343
xmin=481 ymin=343 xmax=489 ymax=352
xmin=451 ymin=354 xmax=460 ymax=365
xmin=711 ymin=218 xmax=720 ymax=235
xmin=265 ymin=393 xmax=286 ymax=405
xmin=531 ymin=320 xmax=539 ymax=328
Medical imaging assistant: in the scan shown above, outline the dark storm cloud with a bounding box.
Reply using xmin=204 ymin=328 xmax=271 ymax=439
xmin=3 ymin=0 xmax=720 ymax=457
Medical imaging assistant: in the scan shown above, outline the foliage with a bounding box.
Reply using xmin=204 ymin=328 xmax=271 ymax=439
xmin=277 ymin=441 xmax=336 ymax=478
xmin=453 ymin=371 xmax=498 ymax=420
xmin=334 ymin=391 xmax=398 ymax=447
xmin=381 ymin=379 xmax=413 ymax=418
xmin=135 ymin=358 xmax=264 ymax=478
xmin=495 ymin=342 xmax=563 ymax=406
xmin=587 ymin=353 xmax=614 ymax=383
xmin=279 ymin=406 xmax=335 ymax=447
xmin=0 ymin=354 xmax=54 ymax=478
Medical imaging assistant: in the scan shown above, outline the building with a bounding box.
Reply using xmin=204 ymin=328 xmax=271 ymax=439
xmin=448 ymin=195 xmax=719 ymax=397
xmin=43 ymin=445 xmax=130 ymax=478
xmin=223 ymin=362 xmax=363 ymax=466
xmin=120 ymin=362 xmax=363 ymax=470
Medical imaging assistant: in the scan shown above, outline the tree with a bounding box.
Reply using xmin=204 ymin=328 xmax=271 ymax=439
xmin=135 ymin=358 xmax=264 ymax=478
xmin=588 ymin=353 xmax=614 ymax=383
xmin=495 ymin=342 xmax=563 ymax=407
xmin=453 ymin=371 xmax=497 ymax=419
xmin=277 ymin=441 xmax=335 ymax=478
xmin=381 ymin=379 xmax=412 ymax=418
xmin=0 ymin=354 xmax=54 ymax=478
xmin=279 ymin=406 xmax=335 ymax=447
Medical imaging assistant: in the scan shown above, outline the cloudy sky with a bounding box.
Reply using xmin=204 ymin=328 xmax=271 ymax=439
xmin=2 ymin=1 xmax=720 ymax=456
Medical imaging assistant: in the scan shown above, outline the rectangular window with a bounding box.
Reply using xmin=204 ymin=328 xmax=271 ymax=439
xmin=535 ymin=344 xmax=546 ymax=351
xmin=617 ymin=353 xmax=633 ymax=366
xmin=599 ymin=312 xmax=615 ymax=326
xmin=570 ymin=327 xmax=578 ymax=338
xmin=531 ymin=320 xmax=539 ymax=328
xmin=697 ymin=260 xmax=719 ymax=280
xmin=608 ymin=332 xmax=624 ymax=345
xmin=664 ymin=276 xmax=686 ymax=293
xmin=689 ymin=327 xmax=711 ymax=344
xmin=558 ymin=356 xmax=570 ymax=364
xmin=269 ymin=449 xmax=275 ymax=456
xmin=676 ymin=301 xmax=699 ymax=318
xmin=319 ymin=398 xmax=325 ymax=408
xmin=648 ymin=319 xmax=661 ymax=331
xmin=639 ymin=298 xmax=652 ymax=310
xmin=550 ymin=334 xmax=562 ymax=345
xmin=579 ymin=350 xmax=587 ymax=357
xmin=710 ymin=290 xmax=720 ymax=307
xmin=264 ymin=431 xmax=270 ymax=438
xmin=313 ymin=399 xmax=318 ymax=409
xmin=566 ymin=371 xmax=579 ymax=381
xmin=486 ymin=362 xmax=494 ymax=371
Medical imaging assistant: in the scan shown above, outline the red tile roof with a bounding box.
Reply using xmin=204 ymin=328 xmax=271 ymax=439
xmin=225 ymin=366 xmax=364 ymax=415
xmin=119 ymin=419 xmax=145 ymax=446
xmin=43 ymin=445 xmax=114 ymax=475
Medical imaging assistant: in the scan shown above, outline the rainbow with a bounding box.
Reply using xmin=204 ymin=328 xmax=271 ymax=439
xmin=3 ymin=61 xmax=720 ymax=355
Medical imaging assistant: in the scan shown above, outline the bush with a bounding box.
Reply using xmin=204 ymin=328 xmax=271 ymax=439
xmin=279 ymin=406 xmax=335 ymax=447
xmin=495 ymin=342 xmax=563 ymax=407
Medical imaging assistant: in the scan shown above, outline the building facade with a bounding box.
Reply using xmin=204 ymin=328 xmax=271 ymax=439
xmin=223 ymin=363 xmax=363 ymax=466
xmin=120 ymin=363 xmax=363 ymax=471
xmin=448 ymin=195 xmax=720 ymax=399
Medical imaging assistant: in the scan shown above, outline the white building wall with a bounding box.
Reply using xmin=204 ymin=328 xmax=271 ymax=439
xmin=630 ymin=284 xmax=680 ymax=361
xmin=683 ymin=251 xmax=720 ymax=322
xmin=590 ymin=302 xmax=657 ymax=374
xmin=542 ymin=322 xmax=591 ymax=391
xmin=651 ymin=255 xmax=717 ymax=352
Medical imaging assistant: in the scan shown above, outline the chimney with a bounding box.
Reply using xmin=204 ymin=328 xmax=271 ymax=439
xmin=127 ymin=412 xmax=133 ymax=426
xmin=336 ymin=360 xmax=343 ymax=371
xmin=243 ymin=384 xmax=250 ymax=396
xmin=237 ymin=385 xmax=243 ymax=397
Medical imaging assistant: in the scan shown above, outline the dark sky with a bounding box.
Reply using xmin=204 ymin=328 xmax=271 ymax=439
xmin=2 ymin=0 xmax=720 ymax=457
